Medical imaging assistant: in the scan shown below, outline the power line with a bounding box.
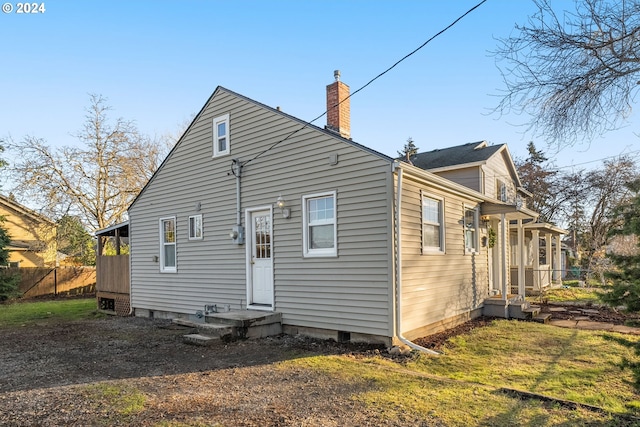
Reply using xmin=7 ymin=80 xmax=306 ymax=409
xmin=242 ymin=0 xmax=488 ymax=167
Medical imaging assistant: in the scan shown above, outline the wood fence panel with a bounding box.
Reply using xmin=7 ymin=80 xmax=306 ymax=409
xmin=96 ymin=255 xmax=129 ymax=295
xmin=1 ymin=267 xmax=96 ymax=298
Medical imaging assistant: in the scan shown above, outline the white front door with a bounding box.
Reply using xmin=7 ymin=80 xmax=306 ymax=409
xmin=247 ymin=210 xmax=273 ymax=307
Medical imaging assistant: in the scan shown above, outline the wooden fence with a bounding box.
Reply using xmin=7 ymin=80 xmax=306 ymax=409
xmin=96 ymin=255 xmax=129 ymax=294
xmin=1 ymin=266 xmax=97 ymax=298
xmin=96 ymin=254 xmax=130 ymax=316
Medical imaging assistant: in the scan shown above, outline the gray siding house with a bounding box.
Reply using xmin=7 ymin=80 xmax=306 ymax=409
xmin=128 ymin=74 xmax=564 ymax=346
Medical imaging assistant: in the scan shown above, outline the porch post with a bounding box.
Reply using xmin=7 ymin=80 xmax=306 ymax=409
xmin=517 ymin=219 xmax=525 ymax=297
xmin=501 ymin=213 xmax=508 ymax=299
xmin=545 ymin=233 xmax=552 ymax=286
xmin=555 ymin=235 xmax=563 ymax=284
xmin=532 ymin=229 xmax=540 ymax=291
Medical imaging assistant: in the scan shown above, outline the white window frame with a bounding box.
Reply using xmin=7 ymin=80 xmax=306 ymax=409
xmin=421 ymin=192 xmax=445 ymax=254
xmin=159 ymin=216 xmax=177 ymax=273
xmin=464 ymin=205 xmax=479 ymax=254
xmin=302 ymin=191 xmax=337 ymax=257
xmin=188 ymin=214 xmax=203 ymax=240
xmin=212 ymin=114 xmax=230 ymax=157
xmin=497 ymin=179 xmax=507 ymax=202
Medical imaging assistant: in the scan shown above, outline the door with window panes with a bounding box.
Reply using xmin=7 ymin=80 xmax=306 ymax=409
xmin=248 ymin=210 xmax=273 ymax=306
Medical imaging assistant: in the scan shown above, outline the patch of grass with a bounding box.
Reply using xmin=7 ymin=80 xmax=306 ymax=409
xmin=0 ymin=298 xmax=99 ymax=327
xmin=85 ymin=383 xmax=146 ymax=416
xmin=285 ymin=354 xmax=620 ymax=426
xmin=409 ymin=320 xmax=640 ymax=414
xmin=543 ymin=286 xmax=604 ymax=304
xmin=286 ymin=320 xmax=640 ymax=425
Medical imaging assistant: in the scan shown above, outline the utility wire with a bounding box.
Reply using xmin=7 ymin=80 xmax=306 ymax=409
xmin=242 ymin=0 xmax=488 ymax=167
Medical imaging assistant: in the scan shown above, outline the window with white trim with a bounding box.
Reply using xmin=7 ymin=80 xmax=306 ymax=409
xmin=188 ymin=214 xmax=203 ymax=240
xmin=464 ymin=206 xmax=479 ymax=254
xmin=497 ymin=179 xmax=507 ymax=202
xmin=212 ymin=114 xmax=230 ymax=157
xmin=159 ymin=217 xmax=177 ymax=272
xmin=422 ymin=194 xmax=445 ymax=253
xmin=303 ymin=191 xmax=337 ymax=257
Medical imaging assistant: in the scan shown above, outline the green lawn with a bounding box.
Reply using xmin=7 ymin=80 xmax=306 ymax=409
xmin=287 ymin=319 xmax=640 ymax=426
xmin=0 ymin=298 xmax=98 ymax=327
xmin=542 ymin=285 xmax=605 ymax=304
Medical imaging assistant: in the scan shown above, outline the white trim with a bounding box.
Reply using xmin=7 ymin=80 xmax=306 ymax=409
xmin=421 ymin=191 xmax=445 ymax=254
xmin=245 ymin=205 xmax=274 ymax=311
xmin=464 ymin=204 xmax=480 ymax=254
xmin=188 ymin=214 xmax=203 ymax=240
xmin=212 ymin=113 xmax=230 ymax=157
xmin=159 ymin=216 xmax=177 ymax=273
xmin=302 ymin=190 xmax=337 ymax=258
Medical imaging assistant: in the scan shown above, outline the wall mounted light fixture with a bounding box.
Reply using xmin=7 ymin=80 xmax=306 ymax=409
xmin=276 ymin=195 xmax=291 ymax=219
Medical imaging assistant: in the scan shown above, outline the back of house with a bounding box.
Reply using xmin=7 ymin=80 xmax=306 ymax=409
xmin=128 ymin=76 xmax=398 ymax=344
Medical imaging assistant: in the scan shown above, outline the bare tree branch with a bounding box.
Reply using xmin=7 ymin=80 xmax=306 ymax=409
xmin=3 ymin=95 xmax=169 ymax=231
xmin=494 ymin=0 xmax=640 ymax=146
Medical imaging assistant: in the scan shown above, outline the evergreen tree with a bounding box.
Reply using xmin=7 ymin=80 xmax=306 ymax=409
xmin=398 ymin=137 xmax=419 ymax=164
xmin=601 ymin=179 xmax=640 ymax=311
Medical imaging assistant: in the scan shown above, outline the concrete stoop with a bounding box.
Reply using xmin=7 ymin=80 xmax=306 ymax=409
xmin=176 ymin=311 xmax=282 ymax=346
xmin=483 ymin=298 xmax=552 ymax=324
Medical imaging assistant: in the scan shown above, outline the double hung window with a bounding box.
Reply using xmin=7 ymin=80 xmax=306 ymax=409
xmin=303 ymin=191 xmax=337 ymax=257
xmin=160 ymin=217 xmax=177 ymax=272
xmin=213 ymin=114 xmax=230 ymax=157
xmin=464 ymin=206 xmax=479 ymax=254
xmin=422 ymin=194 xmax=445 ymax=253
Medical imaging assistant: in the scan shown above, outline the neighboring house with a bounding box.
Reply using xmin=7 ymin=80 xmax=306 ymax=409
xmin=128 ymin=73 xmax=565 ymax=346
xmin=412 ymin=142 xmax=567 ymax=295
xmin=0 ymin=194 xmax=57 ymax=267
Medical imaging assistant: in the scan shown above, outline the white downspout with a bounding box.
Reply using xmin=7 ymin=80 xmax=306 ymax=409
xmin=394 ymin=166 xmax=439 ymax=355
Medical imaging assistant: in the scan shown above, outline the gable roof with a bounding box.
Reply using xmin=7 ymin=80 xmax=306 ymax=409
xmin=0 ymin=194 xmax=55 ymax=226
xmin=129 ymin=86 xmax=394 ymax=210
xmin=410 ymin=141 xmax=504 ymax=170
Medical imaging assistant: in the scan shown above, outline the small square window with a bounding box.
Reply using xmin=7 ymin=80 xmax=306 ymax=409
xmin=189 ymin=215 xmax=203 ymax=240
xmin=213 ymin=114 xmax=230 ymax=157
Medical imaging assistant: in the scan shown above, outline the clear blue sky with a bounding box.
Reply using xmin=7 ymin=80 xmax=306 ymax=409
xmin=1 ymin=0 xmax=638 ymax=187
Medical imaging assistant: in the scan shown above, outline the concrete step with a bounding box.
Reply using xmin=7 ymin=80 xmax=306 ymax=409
xmin=532 ymin=313 xmax=552 ymax=324
xmin=204 ymin=311 xmax=281 ymax=328
xmin=174 ymin=311 xmax=282 ymax=340
xmin=173 ymin=318 xmax=235 ymax=343
xmin=183 ymin=333 xmax=219 ymax=346
xmin=522 ymin=305 xmax=541 ymax=318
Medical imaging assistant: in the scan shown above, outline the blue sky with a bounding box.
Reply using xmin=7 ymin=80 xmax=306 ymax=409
xmin=1 ymin=0 xmax=638 ymax=186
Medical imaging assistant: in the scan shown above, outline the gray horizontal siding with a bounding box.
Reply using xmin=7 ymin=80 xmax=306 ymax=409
xmin=399 ymin=173 xmax=489 ymax=335
xmin=130 ymin=88 xmax=394 ymax=337
xmin=433 ymin=167 xmax=481 ymax=192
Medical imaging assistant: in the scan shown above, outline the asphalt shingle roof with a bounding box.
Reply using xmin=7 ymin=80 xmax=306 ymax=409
xmin=410 ymin=141 xmax=505 ymax=170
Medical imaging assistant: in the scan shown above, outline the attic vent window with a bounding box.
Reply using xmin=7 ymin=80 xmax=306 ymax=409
xmin=213 ymin=114 xmax=230 ymax=157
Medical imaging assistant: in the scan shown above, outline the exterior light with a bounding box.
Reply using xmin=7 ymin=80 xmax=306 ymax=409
xmin=276 ymin=195 xmax=290 ymax=219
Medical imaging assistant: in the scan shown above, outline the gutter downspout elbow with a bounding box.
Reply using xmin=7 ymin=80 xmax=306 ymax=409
xmin=394 ymin=164 xmax=439 ymax=355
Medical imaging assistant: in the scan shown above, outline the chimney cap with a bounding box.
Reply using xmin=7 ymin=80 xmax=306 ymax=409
xmin=334 ymin=70 xmax=340 ymax=81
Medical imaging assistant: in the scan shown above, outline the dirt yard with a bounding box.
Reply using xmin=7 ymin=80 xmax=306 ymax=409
xmin=0 ymin=302 xmax=635 ymax=426
xmin=0 ymin=315 xmax=442 ymax=426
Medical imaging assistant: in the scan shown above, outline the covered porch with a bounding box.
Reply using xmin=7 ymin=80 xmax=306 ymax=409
xmin=509 ymin=222 xmax=567 ymax=295
xmin=95 ymin=221 xmax=130 ymax=316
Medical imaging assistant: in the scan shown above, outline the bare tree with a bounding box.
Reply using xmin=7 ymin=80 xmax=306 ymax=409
xmin=4 ymin=94 xmax=166 ymax=231
xmin=494 ymin=0 xmax=640 ymax=145
xmin=559 ymin=157 xmax=638 ymax=275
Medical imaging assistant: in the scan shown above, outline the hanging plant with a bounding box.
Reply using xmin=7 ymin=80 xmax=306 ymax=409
xmin=487 ymin=227 xmax=497 ymax=248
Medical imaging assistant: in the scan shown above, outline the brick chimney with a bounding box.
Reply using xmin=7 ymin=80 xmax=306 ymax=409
xmin=326 ymin=70 xmax=350 ymax=139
